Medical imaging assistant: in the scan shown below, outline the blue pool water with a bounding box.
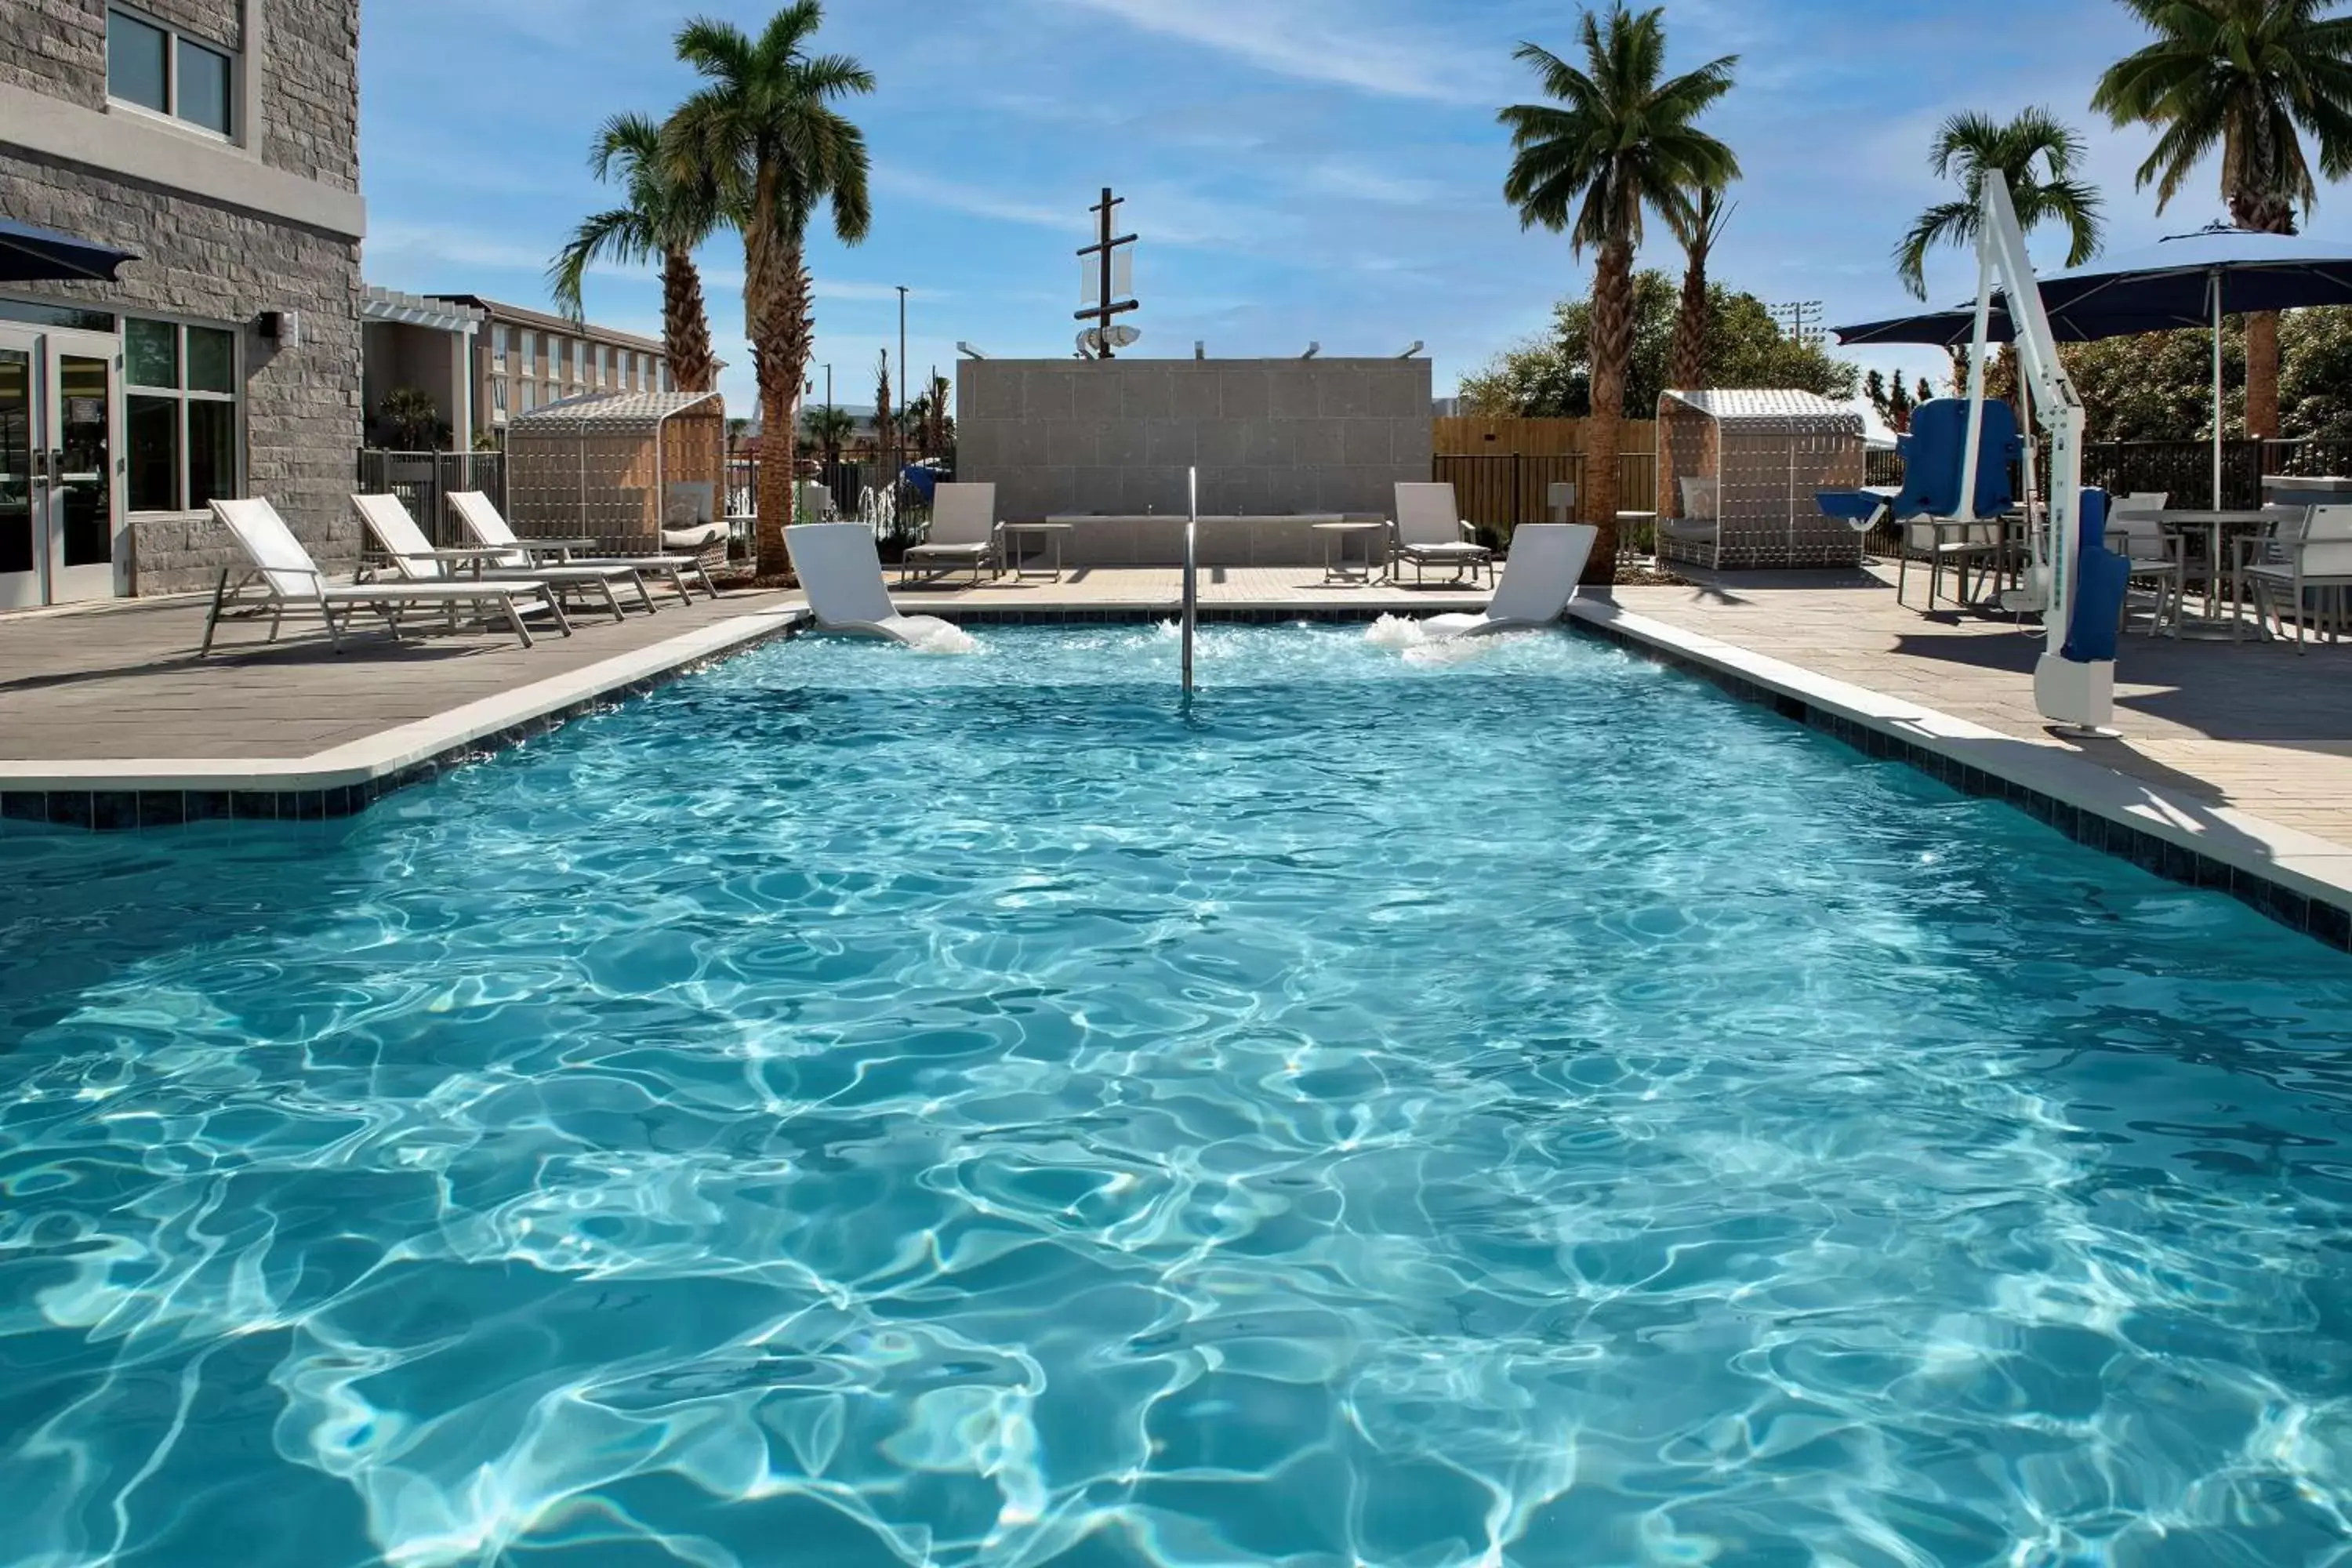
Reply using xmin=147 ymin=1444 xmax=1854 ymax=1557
xmin=5 ymin=623 xmax=2352 ymax=1567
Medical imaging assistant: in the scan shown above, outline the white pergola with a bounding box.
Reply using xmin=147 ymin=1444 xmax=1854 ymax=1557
xmin=361 ymin=285 xmax=484 ymax=445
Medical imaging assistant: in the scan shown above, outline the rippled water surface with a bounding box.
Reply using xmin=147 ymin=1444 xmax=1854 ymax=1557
xmin=5 ymin=624 xmax=2352 ymax=1567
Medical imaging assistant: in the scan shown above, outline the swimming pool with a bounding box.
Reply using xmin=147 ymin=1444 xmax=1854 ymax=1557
xmin=4 ymin=622 xmax=2352 ymax=1566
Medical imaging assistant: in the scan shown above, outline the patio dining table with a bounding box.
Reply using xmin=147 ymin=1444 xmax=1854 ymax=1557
xmin=2154 ymin=510 xmax=2274 ymax=633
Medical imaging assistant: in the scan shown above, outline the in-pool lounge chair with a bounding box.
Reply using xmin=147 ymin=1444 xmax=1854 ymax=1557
xmin=1391 ymin=483 xmax=1496 ymax=586
xmin=203 ymin=497 xmax=569 ymax=655
xmin=446 ymin=490 xmax=717 ymax=604
xmin=1415 ymin=523 xmax=1597 ymax=637
xmin=351 ymin=493 xmax=653 ymax=622
xmin=788 ymin=522 xmax=967 ymax=647
xmin=900 ymin=482 xmax=999 ymax=584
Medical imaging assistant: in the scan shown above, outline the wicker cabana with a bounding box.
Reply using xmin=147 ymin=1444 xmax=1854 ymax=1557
xmin=1654 ymin=389 xmax=1865 ymax=571
xmin=503 ymin=390 xmax=727 ymax=557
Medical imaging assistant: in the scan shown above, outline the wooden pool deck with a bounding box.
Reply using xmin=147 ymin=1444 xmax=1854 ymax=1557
xmin=1 ymin=564 xmax=2346 ymax=941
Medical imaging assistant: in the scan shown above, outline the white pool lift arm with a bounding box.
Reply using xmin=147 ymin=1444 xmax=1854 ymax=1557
xmin=1968 ymin=180 xmax=2120 ymax=735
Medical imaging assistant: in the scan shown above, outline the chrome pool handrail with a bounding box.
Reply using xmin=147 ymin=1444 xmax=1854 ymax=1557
xmin=1182 ymin=466 xmax=1198 ymax=695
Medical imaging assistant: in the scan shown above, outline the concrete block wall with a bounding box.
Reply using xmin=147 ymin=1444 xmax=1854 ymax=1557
xmin=956 ymin=358 xmax=1432 ymax=520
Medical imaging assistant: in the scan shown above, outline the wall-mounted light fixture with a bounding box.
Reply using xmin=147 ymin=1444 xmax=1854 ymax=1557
xmin=258 ymin=310 xmax=302 ymax=347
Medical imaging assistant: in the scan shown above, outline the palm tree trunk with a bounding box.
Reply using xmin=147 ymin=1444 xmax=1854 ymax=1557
xmin=2245 ymin=310 xmax=2281 ymax=438
xmin=1583 ymin=237 xmax=1635 ymax=584
xmin=661 ymin=249 xmax=718 ymax=395
xmin=746 ymin=199 xmax=812 ymax=579
xmin=1669 ymin=252 xmax=1708 ymax=394
xmin=2230 ymin=188 xmax=2296 ymax=439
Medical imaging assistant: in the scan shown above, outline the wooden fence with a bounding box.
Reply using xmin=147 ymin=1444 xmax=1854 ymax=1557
xmin=1433 ymin=416 xmax=1658 ymax=458
xmin=1432 ymin=419 xmax=1661 ymax=541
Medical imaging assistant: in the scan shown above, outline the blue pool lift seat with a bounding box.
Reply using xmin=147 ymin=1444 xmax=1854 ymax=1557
xmin=1817 ymin=397 xmax=2024 ymax=607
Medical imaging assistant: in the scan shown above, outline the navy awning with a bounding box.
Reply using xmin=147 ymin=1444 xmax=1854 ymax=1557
xmin=0 ymin=216 xmax=137 ymax=283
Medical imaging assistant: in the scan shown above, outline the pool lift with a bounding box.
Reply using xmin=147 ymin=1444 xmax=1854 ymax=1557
xmin=1820 ymin=180 xmax=2130 ymax=736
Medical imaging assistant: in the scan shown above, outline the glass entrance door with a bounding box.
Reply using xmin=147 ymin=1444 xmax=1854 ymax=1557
xmin=0 ymin=326 xmax=122 ymax=609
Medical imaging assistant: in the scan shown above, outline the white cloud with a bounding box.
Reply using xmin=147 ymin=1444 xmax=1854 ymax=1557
xmin=1039 ymin=0 xmax=1501 ymax=103
xmin=870 ymin=165 xmax=1080 ymax=232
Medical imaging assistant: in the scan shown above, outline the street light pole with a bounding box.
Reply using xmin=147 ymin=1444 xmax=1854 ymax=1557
xmin=895 ymin=285 xmax=909 ymax=497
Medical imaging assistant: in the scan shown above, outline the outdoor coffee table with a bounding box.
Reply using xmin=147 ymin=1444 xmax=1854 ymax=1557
xmin=1001 ymin=521 xmax=1073 ymax=580
xmin=1315 ymin=521 xmax=1388 ymax=583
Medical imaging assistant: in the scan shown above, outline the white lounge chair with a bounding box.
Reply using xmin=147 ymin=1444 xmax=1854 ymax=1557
xmin=1416 ymin=524 xmax=1597 ymax=637
xmin=351 ymin=493 xmax=652 ymax=622
xmin=787 ymin=522 xmax=967 ymax=647
xmin=202 ymin=497 xmax=569 ymax=655
xmin=901 ymin=482 xmax=998 ymax=584
xmin=1391 ymin=482 xmax=1495 ymax=586
xmin=447 ymin=490 xmax=717 ymax=604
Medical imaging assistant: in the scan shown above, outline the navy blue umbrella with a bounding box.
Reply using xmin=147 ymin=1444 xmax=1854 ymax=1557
xmin=0 ymin=216 xmax=136 ymax=282
xmin=1834 ymin=227 xmax=2352 ymax=504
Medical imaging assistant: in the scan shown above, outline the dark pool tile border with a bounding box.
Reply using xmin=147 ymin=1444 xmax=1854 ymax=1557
xmin=1570 ymin=612 xmax=2352 ymax=953
xmin=0 ymin=618 xmax=810 ymax=838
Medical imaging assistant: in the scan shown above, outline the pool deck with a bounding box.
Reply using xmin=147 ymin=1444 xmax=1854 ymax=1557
xmin=2 ymin=562 xmax=2347 ymax=941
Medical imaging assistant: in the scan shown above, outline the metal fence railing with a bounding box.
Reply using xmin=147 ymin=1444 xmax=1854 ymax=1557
xmin=354 ymin=450 xmax=506 ymax=547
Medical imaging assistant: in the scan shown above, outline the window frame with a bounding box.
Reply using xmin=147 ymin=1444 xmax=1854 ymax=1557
xmin=492 ymin=325 xmax=508 ymax=372
xmin=105 ymin=5 xmax=238 ymax=142
xmin=123 ymin=314 xmax=242 ymax=516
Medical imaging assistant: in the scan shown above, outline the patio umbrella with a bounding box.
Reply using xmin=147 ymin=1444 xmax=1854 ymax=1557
xmin=0 ymin=216 xmax=136 ymax=282
xmin=1835 ymin=226 xmax=2352 ymax=506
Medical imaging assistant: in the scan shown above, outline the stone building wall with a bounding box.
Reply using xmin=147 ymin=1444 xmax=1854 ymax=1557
xmin=0 ymin=0 xmax=364 ymax=595
xmin=956 ymin=358 xmax=1433 ymax=521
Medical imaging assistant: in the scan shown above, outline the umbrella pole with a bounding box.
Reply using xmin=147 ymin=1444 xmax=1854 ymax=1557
xmin=2212 ymin=271 xmax=2224 ymax=510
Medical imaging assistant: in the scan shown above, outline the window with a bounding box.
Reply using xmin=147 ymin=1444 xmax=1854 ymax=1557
xmin=492 ymin=326 xmax=508 ymax=372
xmin=520 ymin=380 xmax=535 ymax=412
xmin=125 ymin=317 xmax=238 ymax=513
xmin=491 ymin=376 xmax=507 ymax=416
xmin=554 ymin=339 xmax=568 ymax=378
xmin=601 ymin=345 xmax=615 ymax=384
xmin=660 ymin=361 xmax=673 ymax=393
xmin=545 ymin=380 xmax=558 ymax=406
xmin=520 ymin=330 xmax=537 ymax=374
xmin=107 ymin=8 xmax=235 ymax=136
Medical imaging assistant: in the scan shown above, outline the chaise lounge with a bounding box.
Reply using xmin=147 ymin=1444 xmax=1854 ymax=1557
xmin=1390 ymin=483 xmax=1496 ymax=586
xmin=351 ymin=493 xmax=654 ymax=622
xmin=788 ymin=522 xmax=969 ymax=648
xmin=447 ymin=490 xmax=717 ymax=604
xmin=1414 ymin=524 xmax=1597 ymax=637
xmin=202 ymin=497 xmax=570 ymax=655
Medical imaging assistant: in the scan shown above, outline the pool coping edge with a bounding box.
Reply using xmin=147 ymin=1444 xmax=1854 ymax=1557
xmin=0 ymin=606 xmax=811 ymax=829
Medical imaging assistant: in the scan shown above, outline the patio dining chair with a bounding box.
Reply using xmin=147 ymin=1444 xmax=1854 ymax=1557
xmin=2103 ymin=494 xmax=2183 ymax=637
xmin=1894 ymin=517 xmax=2002 ymax=609
xmin=2241 ymin=503 xmax=2352 ymax=652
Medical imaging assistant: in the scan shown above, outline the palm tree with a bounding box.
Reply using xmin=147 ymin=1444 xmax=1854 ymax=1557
xmin=547 ymin=113 xmax=720 ymax=394
xmin=670 ymin=3 xmax=873 ymax=577
xmin=1894 ymin=108 xmax=2103 ymax=299
xmin=1501 ymin=3 xmax=1737 ymax=583
xmin=2093 ymin=0 xmax=2352 ymax=437
xmin=1668 ymin=185 xmax=1733 ymax=393
xmin=804 ymin=404 xmax=856 ymax=466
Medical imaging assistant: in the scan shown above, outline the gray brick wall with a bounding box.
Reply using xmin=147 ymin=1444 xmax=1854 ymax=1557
xmin=0 ymin=0 xmax=105 ymax=107
xmin=263 ymin=0 xmax=359 ymax=191
xmin=0 ymin=150 xmax=363 ymax=594
xmin=956 ymin=358 xmax=1433 ymax=521
xmin=0 ymin=0 xmax=357 ymax=191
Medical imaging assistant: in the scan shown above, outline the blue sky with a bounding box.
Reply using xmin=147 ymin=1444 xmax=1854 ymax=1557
xmin=358 ymin=0 xmax=2321 ymax=418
